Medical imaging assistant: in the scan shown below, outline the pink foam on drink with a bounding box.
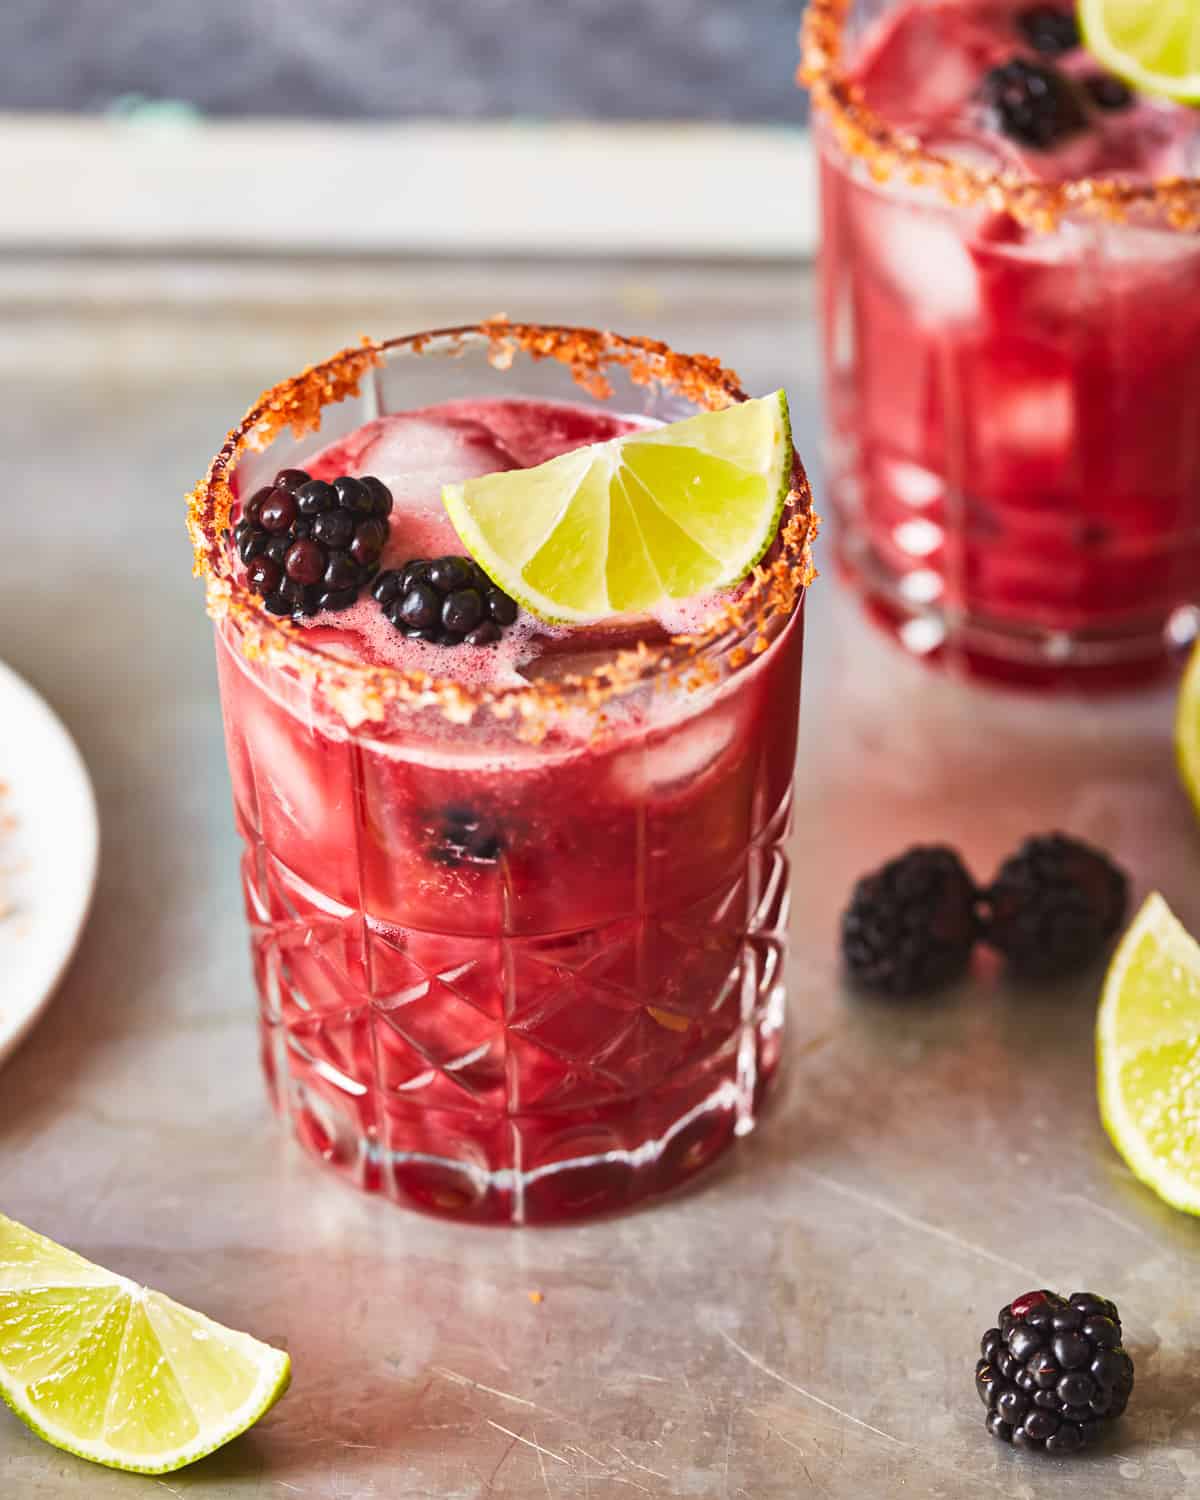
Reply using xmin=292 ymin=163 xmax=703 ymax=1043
xmin=252 ymin=397 xmax=726 ymax=692
xmin=854 ymin=0 xmax=1199 ymax=182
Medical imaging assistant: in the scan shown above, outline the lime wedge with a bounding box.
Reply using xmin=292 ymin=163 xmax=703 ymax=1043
xmin=1176 ymin=638 xmax=1200 ymax=818
xmin=1097 ymin=893 xmax=1200 ymax=1216
xmin=0 ymin=1214 xmax=291 ymax=1473
xmin=1079 ymin=0 xmax=1200 ymax=102
xmin=442 ymin=391 xmax=793 ymax=623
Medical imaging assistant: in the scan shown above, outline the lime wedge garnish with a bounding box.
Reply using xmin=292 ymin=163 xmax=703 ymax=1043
xmin=0 ymin=1214 xmax=291 ymax=1473
xmin=441 ymin=391 xmax=793 ymax=623
xmin=1097 ymin=893 xmax=1200 ymax=1216
xmin=1079 ymin=0 xmax=1200 ymax=102
xmin=1176 ymin=638 xmax=1200 ymax=817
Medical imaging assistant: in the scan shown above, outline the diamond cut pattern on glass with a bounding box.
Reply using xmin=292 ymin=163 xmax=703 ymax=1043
xmin=235 ymin=714 xmax=796 ymax=1219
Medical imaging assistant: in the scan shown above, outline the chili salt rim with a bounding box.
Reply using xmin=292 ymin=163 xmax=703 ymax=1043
xmin=799 ymin=0 xmax=1200 ymax=232
xmin=186 ymin=318 xmax=817 ymax=731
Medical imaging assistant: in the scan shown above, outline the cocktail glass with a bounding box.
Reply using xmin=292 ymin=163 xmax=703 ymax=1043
xmin=802 ymin=0 xmax=1200 ymax=689
xmin=188 ymin=321 xmax=815 ymax=1223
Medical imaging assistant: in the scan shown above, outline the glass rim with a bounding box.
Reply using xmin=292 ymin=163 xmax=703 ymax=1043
xmin=187 ymin=318 xmax=817 ymax=733
xmin=799 ymin=0 xmax=1200 ymax=232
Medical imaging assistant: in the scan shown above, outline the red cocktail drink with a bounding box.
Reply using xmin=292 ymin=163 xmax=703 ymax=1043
xmin=189 ymin=324 xmax=814 ymax=1223
xmin=804 ymin=0 xmax=1200 ymax=687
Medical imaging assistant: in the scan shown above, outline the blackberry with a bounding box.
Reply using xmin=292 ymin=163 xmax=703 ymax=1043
xmin=977 ymin=1290 xmax=1134 ymax=1452
xmin=982 ymin=833 xmax=1128 ymax=981
xmin=979 ymin=58 xmax=1088 ymax=149
xmin=841 ymin=846 xmax=978 ymax=995
xmin=1015 ymin=5 xmax=1079 ymax=56
xmin=233 ymin=468 xmax=393 ymax=621
xmin=373 ymin=556 xmax=520 ymax=647
xmin=1083 ymin=73 xmax=1134 ymax=111
xmin=430 ymin=805 xmax=504 ymax=866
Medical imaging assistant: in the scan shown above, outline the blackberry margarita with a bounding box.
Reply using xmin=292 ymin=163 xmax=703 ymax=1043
xmin=188 ymin=323 xmax=814 ymax=1224
xmin=804 ymin=0 xmax=1200 ymax=687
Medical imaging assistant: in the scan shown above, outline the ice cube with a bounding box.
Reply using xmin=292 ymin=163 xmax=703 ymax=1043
xmin=610 ymin=710 xmax=738 ymax=800
xmin=309 ymin=413 xmax=519 ymax=561
xmin=242 ymin=702 xmax=335 ymax=838
xmin=354 ymin=415 xmax=516 ymax=506
xmin=980 ymin=376 xmax=1074 ymax=459
xmin=855 ymin=5 xmax=987 ymax=126
xmin=864 ymin=200 xmax=980 ymax=325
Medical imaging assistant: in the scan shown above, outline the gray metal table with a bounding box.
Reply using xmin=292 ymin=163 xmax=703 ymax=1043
xmin=2 ymin=259 xmax=1199 ymax=1498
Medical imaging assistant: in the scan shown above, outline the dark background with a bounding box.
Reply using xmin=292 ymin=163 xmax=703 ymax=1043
xmin=1 ymin=0 xmax=809 ymax=123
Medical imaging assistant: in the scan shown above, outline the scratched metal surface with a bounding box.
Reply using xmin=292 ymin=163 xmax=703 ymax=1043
xmin=2 ymin=258 xmax=1200 ymax=1498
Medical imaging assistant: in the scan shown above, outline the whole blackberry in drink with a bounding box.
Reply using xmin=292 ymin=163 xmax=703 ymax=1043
xmin=803 ymin=0 xmax=1200 ymax=689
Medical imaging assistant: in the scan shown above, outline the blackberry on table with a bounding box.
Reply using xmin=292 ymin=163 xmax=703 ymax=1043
xmin=977 ymin=1290 xmax=1134 ymax=1452
xmin=979 ymin=58 xmax=1089 ymax=149
xmin=373 ymin=556 xmax=521 ymax=647
xmin=841 ymin=846 xmax=979 ymax=996
xmin=1015 ymin=5 xmax=1080 ymax=56
xmin=234 ymin=468 xmax=393 ymax=621
xmin=981 ymin=833 xmax=1128 ymax=981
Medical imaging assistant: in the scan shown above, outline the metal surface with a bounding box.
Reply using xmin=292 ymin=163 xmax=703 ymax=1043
xmin=2 ymin=261 xmax=1199 ymax=1497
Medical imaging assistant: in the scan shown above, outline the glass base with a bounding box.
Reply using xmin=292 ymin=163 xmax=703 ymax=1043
xmin=265 ymin=1024 xmax=781 ymax=1225
xmin=834 ymin=518 xmax=1197 ymax=694
xmin=246 ymin=796 xmax=792 ymax=1226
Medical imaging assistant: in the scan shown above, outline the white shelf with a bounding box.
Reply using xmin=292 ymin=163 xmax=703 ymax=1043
xmin=0 ymin=114 xmax=816 ymax=260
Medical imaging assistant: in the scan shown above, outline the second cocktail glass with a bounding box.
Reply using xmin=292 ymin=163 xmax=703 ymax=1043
xmin=189 ymin=322 xmax=815 ymax=1224
xmin=804 ymin=0 xmax=1200 ymax=689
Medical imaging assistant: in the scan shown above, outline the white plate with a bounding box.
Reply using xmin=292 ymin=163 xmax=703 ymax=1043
xmin=0 ymin=659 xmax=99 ymax=1067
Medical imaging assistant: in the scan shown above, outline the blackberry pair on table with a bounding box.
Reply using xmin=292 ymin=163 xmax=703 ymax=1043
xmin=842 ymin=835 xmax=1128 ymax=994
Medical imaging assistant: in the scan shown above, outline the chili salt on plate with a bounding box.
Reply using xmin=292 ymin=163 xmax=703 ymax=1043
xmin=0 ymin=659 xmax=98 ymax=1068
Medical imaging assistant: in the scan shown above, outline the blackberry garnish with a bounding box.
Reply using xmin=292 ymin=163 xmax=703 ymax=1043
xmin=981 ymin=833 xmax=1128 ymax=981
xmin=1083 ymin=73 xmax=1134 ymax=111
xmin=373 ymin=556 xmax=520 ymax=647
xmin=978 ymin=1291 xmax=1134 ymax=1452
xmin=272 ymin=468 xmax=310 ymax=493
xmin=234 ymin=468 xmax=393 ymax=621
xmin=979 ymin=58 xmax=1088 ymax=149
xmin=1015 ymin=5 xmax=1079 ymax=56
xmin=841 ymin=846 xmax=978 ymax=996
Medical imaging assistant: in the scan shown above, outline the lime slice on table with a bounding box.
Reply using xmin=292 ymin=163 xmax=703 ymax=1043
xmin=0 ymin=1213 xmax=290 ymax=1474
xmin=1097 ymin=893 xmax=1200 ymax=1216
xmin=1175 ymin=638 xmax=1200 ymax=818
xmin=442 ymin=391 xmax=793 ymax=623
xmin=1079 ymin=0 xmax=1200 ymax=102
